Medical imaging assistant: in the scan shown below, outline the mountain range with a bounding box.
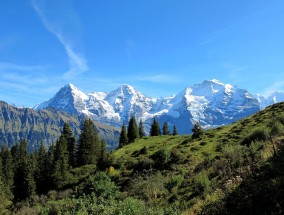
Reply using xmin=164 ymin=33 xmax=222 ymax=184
xmin=0 ymin=101 xmax=120 ymax=151
xmin=34 ymin=79 xmax=284 ymax=134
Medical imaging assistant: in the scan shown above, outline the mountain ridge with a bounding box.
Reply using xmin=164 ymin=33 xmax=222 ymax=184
xmin=34 ymin=80 xmax=284 ymax=134
xmin=0 ymin=101 xmax=120 ymax=150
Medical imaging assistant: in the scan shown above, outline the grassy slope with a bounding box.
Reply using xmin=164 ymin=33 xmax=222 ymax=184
xmin=10 ymin=102 xmax=284 ymax=214
xmin=112 ymin=102 xmax=284 ymax=213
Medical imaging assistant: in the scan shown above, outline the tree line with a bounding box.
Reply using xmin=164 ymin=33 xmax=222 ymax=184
xmin=0 ymin=118 xmax=110 ymax=203
xmin=119 ymin=117 xmax=178 ymax=148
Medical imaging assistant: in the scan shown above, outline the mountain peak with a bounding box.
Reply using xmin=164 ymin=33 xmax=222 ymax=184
xmin=209 ymin=79 xmax=223 ymax=85
xmin=63 ymin=83 xmax=78 ymax=90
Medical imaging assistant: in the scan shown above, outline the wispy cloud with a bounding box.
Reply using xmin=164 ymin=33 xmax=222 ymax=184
xmin=31 ymin=0 xmax=88 ymax=79
xmin=132 ymin=74 xmax=183 ymax=84
xmin=263 ymin=81 xmax=284 ymax=95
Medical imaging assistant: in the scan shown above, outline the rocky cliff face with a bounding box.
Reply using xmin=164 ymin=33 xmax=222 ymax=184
xmin=0 ymin=101 xmax=119 ymax=151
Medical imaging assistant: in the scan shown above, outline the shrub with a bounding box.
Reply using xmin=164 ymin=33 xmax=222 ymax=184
xmin=151 ymin=148 xmax=171 ymax=169
xmin=81 ymin=172 xmax=120 ymax=199
xmin=166 ymin=174 xmax=184 ymax=192
xmin=192 ymin=172 xmax=211 ymax=195
xmin=134 ymin=157 xmax=154 ymax=172
xmin=170 ymin=148 xmax=185 ymax=164
xmin=240 ymin=128 xmax=269 ymax=146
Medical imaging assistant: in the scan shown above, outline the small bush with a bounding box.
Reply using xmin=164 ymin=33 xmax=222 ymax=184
xmin=151 ymin=148 xmax=171 ymax=169
xmin=81 ymin=172 xmax=120 ymax=199
xmin=166 ymin=174 xmax=184 ymax=192
xmin=134 ymin=157 xmax=154 ymax=172
xmin=240 ymin=128 xmax=269 ymax=146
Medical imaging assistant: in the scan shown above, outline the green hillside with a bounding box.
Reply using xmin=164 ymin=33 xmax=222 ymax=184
xmin=3 ymin=102 xmax=284 ymax=214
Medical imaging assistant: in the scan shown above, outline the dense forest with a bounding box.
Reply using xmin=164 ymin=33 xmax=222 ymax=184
xmin=1 ymin=103 xmax=284 ymax=214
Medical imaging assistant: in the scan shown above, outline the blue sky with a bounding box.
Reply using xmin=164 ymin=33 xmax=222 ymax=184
xmin=1 ymin=0 xmax=284 ymax=107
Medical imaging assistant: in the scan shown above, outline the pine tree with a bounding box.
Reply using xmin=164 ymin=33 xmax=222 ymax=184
xmin=98 ymin=139 xmax=109 ymax=170
xmin=77 ymin=118 xmax=101 ymax=166
xmin=62 ymin=123 xmax=76 ymax=167
xmin=162 ymin=122 xmax=171 ymax=135
xmin=127 ymin=116 xmax=139 ymax=143
xmin=172 ymin=125 xmax=178 ymax=136
xmin=119 ymin=123 xmax=128 ymax=148
xmin=0 ymin=145 xmax=14 ymax=198
xmin=192 ymin=123 xmax=203 ymax=139
xmin=46 ymin=142 xmax=55 ymax=190
xmin=36 ymin=141 xmax=49 ymax=194
xmin=150 ymin=118 xmax=161 ymax=136
xmin=13 ymin=139 xmax=36 ymax=201
xmin=0 ymin=158 xmax=8 ymax=211
xmin=138 ymin=119 xmax=145 ymax=138
xmin=52 ymin=136 xmax=69 ymax=189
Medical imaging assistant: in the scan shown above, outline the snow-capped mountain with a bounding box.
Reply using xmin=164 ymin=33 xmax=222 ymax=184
xmin=255 ymin=91 xmax=284 ymax=109
xmin=34 ymin=80 xmax=284 ymax=134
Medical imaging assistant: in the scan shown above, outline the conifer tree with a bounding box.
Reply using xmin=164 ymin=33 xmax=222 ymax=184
xmin=138 ymin=119 xmax=145 ymax=138
xmin=172 ymin=125 xmax=178 ymax=136
xmin=13 ymin=140 xmax=36 ymax=201
xmin=36 ymin=141 xmax=49 ymax=194
xmin=77 ymin=118 xmax=101 ymax=166
xmin=192 ymin=123 xmax=203 ymax=139
xmin=46 ymin=142 xmax=55 ymax=190
xmin=62 ymin=123 xmax=76 ymax=167
xmin=150 ymin=118 xmax=161 ymax=136
xmin=0 ymin=145 xmax=14 ymax=198
xmin=127 ymin=116 xmax=139 ymax=143
xmin=119 ymin=123 xmax=128 ymax=148
xmin=0 ymin=158 xmax=7 ymax=209
xmin=98 ymin=139 xmax=109 ymax=170
xmin=162 ymin=122 xmax=171 ymax=135
xmin=52 ymin=136 xmax=69 ymax=189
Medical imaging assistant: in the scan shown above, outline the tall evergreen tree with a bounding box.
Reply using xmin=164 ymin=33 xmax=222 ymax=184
xmin=77 ymin=119 xmax=101 ymax=166
xmin=62 ymin=123 xmax=76 ymax=167
xmin=0 ymin=145 xmax=14 ymax=198
xmin=150 ymin=118 xmax=161 ymax=136
xmin=52 ymin=136 xmax=69 ymax=189
xmin=138 ymin=119 xmax=145 ymax=138
xmin=192 ymin=123 xmax=203 ymax=139
xmin=119 ymin=123 xmax=128 ymax=148
xmin=127 ymin=116 xmax=139 ymax=143
xmin=172 ymin=125 xmax=178 ymax=136
xmin=13 ymin=140 xmax=36 ymax=201
xmin=98 ymin=139 xmax=109 ymax=170
xmin=36 ymin=141 xmax=49 ymax=194
xmin=46 ymin=142 xmax=55 ymax=190
xmin=162 ymin=122 xmax=171 ymax=135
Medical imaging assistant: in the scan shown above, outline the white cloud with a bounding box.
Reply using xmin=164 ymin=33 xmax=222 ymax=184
xmin=32 ymin=0 xmax=88 ymax=80
xmin=132 ymin=74 xmax=183 ymax=84
xmin=263 ymin=81 xmax=284 ymax=95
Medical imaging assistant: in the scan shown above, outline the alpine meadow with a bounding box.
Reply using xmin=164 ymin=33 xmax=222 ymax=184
xmin=1 ymin=0 xmax=284 ymax=214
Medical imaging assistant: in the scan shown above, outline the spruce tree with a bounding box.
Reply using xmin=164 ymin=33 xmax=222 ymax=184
xmin=36 ymin=141 xmax=49 ymax=194
xmin=77 ymin=118 xmax=101 ymax=166
xmin=62 ymin=123 xmax=76 ymax=167
xmin=52 ymin=136 xmax=69 ymax=189
xmin=98 ymin=139 xmax=109 ymax=170
xmin=192 ymin=123 xmax=203 ymax=139
xmin=172 ymin=125 xmax=178 ymax=136
xmin=13 ymin=140 xmax=36 ymax=201
xmin=127 ymin=116 xmax=139 ymax=143
xmin=46 ymin=142 xmax=55 ymax=190
xmin=119 ymin=123 xmax=128 ymax=148
xmin=162 ymin=122 xmax=171 ymax=135
xmin=138 ymin=119 xmax=145 ymax=138
xmin=0 ymin=145 xmax=14 ymax=198
xmin=150 ymin=118 xmax=161 ymax=136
